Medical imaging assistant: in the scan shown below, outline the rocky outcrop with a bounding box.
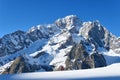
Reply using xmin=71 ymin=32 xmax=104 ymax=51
xmin=80 ymin=20 xmax=120 ymax=54
xmin=80 ymin=21 xmax=109 ymax=49
xmin=65 ymin=42 xmax=107 ymax=70
xmin=2 ymin=55 xmax=53 ymax=74
xmin=0 ymin=30 xmax=27 ymax=57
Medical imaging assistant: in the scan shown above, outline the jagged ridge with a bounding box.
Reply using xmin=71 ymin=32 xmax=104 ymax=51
xmin=0 ymin=15 xmax=120 ymax=74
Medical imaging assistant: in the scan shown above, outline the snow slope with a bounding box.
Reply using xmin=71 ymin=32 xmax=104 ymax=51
xmin=0 ymin=63 xmax=120 ymax=80
xmin=103 ymin=50 xmax=120 ymax=65
xmin=0 ymin=38 xmax=48 ymax=66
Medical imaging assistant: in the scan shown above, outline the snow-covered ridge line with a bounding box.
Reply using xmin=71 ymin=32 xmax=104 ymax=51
xmin=0 ymin=15 xmax=120 ymax=74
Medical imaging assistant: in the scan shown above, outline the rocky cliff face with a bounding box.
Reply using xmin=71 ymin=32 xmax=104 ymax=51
xmin=0 ymin=30 xmax=26 ymax=56
xmin=0 ymin=15 xmax=120 ymax=74
xmin=65 ymin=42 xmax=106 ymax=70
xmin=80 ymin=21 xmax=120 ymax=54
xmin=0 ymin=24 xmax=59 ymax=57
xmin=3 ymin=55 xmax=53 ymax=74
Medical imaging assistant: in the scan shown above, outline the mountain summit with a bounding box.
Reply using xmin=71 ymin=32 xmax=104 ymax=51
xmin=0 ymin=15 xmax=120 ymax=74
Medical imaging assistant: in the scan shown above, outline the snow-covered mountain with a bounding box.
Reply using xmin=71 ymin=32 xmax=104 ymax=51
xmin=0 ymin=15 xmax=120 ymax=74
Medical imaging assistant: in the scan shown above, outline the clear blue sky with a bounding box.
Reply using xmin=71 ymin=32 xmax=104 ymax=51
xmin=0 ymin=0 xmax=120 ymax=37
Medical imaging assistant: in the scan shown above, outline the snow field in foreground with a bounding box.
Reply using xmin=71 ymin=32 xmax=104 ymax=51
xmin=0 ymin=63 xmax=120 ymax=80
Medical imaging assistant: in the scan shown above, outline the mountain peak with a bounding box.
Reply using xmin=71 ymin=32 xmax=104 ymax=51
xmin=55 ymin=15 xmax=82 ymax=33
xmin=0 ymin=15 xmax=120 ymax=74
xmin=80 ymin=20 xmax=105 ymax=39
xmin=64 ymin=14 xmax=77 ymax=18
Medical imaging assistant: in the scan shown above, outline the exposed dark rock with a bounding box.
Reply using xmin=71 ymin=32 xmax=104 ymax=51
xmin=91 ymin=53 xmax=107 ymax=67
xmin=57 ymin=65 xmax=65 ymax=71
xmin=65 ymin=42 xmax=107 ymax=70
xmin=2 ymin=55 xmax=53 ymax=74
xmin=0 ymin=27 xmax=49 ymax=57
xmin=0 ymin=30 xmax=26 ymax=56
xmin=65 ymin=42 xmax=89 ymax=70
xmin=3 ymin=56 xmax=31 ymax=74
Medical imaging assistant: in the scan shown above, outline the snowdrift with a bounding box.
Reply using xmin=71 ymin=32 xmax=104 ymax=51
xmin=0 ymin=63 xmax=120 ymax=80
